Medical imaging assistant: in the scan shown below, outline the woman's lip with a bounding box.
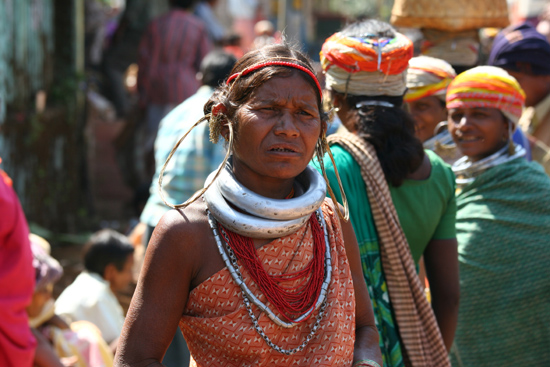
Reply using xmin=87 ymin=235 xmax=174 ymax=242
xmin=457 ymin=136 xmax=483 ymax=142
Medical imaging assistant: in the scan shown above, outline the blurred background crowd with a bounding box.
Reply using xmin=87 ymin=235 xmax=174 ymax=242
xmin=1 ymin=0 xmax=550 ymax=366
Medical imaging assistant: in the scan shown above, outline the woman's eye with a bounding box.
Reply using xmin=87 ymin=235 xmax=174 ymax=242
xmin=450 ymin=113 xmax=463 ymax=121
xmin=298 ymin=109 xmax=312 ymax=116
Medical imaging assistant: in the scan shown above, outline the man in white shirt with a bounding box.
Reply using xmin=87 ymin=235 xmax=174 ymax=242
xmin=55 ymin=229 xmax=134 ymax=347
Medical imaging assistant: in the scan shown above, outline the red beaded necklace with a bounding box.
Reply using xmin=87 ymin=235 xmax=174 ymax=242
xmin=218 ymin=212 xmax=326 ymax=323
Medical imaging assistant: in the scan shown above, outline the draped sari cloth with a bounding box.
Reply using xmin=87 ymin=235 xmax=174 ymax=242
xmin=451 ymin=158 xmax=550 ymax=366
xmin=180 ymin=199 xmax=355 ymax=367
xmin=327 ymin=132 xmax=449 ymax=367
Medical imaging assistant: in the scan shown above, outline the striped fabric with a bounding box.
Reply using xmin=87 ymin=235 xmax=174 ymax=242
xmin=320 ymin=31 xmax=413 ymax=97
xmin=320 ymin=32 xmax=413 ymax=75
xmin=137 ymin=9 xmax=212 ymax=106
xmin=328 ymin=132 xmax=449 ymax=367
xmin=446 ymin=66 xmax=525 ymax=125
xmin=404 ymin=56 xmax=456 ymax=103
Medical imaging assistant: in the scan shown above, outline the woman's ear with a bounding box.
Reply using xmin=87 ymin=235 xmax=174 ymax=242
xmin=330 ymin=91 xmax=342 ymax=111
xmin=221 ymin=123 xmax=230 ymax=141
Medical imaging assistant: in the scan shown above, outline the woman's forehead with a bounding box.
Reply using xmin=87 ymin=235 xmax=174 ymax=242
xmin=248 ymin=75 xmax=319 ymax=101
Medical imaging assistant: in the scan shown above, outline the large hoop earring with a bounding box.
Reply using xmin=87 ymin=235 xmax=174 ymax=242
xmin=315 ymin=131 xmax=349 ymax=222
xmin=159 ymin=116 xmax=235 ymax=210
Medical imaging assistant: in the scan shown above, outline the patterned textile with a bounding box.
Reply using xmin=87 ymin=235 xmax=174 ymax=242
xmin=446 ymin=66 xmax=525 ymax=125
xmin=451 ymin=158 xmax=550 ymax=366
xmin=140 ymin=86 xmax=226 ymax=227
xmin=180 ymin=199 xmax=355 ymax=366
xmin=327 ymin=132 xmax=449 ymax=367
xmin=405 ymin=56 xmax=456 ymax=103
xmin=137 ymin=9 xmax=212 ymax=106
xmin=320 ymin=31 xmax=413 ymax=96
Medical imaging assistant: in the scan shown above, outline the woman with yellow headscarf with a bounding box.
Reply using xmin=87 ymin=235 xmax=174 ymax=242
xmin=446 ymin=66 xmax=550 ymax=366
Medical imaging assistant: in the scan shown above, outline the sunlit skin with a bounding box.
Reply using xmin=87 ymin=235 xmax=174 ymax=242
xmin=27 ymin=284 xmax=54 ymax=318
xmin=406 ymin=96 xmax=448 ymax=142
xmin=226 ymin=72 xmax=324 ymax=199
xmin=114 ymin=68 xmax=382 ymax=367
xmin=104 ymin=254 xmax=134 ymax=293
xmin=448 ymin=107 xmax=509 ymax=162
xmin=506 ymin=70 xmax=550 ymax=107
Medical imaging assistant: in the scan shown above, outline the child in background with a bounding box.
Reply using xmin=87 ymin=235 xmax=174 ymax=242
xmin=28 ymin=235 xmax=114 ymax=367
xmin=55 ymin=229 xmax=134 ymax=350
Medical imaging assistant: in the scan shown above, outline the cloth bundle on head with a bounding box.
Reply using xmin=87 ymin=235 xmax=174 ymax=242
xmin=320 ymin=31 xmax=413 ymax=96
xmin=446 ymin=66 xmax=525 ymax=125
xmin=421 ymin=29 xmax=479 ymax=67
xmin=488 ymin=22 xmax=550 ymax=75
xmin=405 ymin=56 xmax=456 ymax=102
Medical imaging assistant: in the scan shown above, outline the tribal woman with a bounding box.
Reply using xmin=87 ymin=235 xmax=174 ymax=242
xmin=446 ymin=66 xmax=550 ymax=366
xmin=405 ymin=55 xmax=456 ymax=144
xmin=114 ymin=44 xmax=382 ymax=367
xmin=405 ymin=56 xmax=532 ymax=165
xmin=317 ymin=20 xmax=458 ymax=367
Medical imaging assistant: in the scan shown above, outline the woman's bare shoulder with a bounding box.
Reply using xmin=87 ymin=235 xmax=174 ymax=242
xmin=146 ymin=199 xmax=223 ymax=289
xmin=153 ymin=200 xmax=210 ymax=247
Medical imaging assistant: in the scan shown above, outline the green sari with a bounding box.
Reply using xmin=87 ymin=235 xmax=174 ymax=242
xmin=314 ymin=145 xmax=404 ymax=367
xmin=451 ymin=158 xmax=550 ymax=366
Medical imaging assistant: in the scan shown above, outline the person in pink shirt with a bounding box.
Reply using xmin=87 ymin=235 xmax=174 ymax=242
xmin=0 ymin=162 xmax=36 ymax=367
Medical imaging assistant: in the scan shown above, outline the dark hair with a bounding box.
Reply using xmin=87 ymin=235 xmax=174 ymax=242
xmin=204 ymin=43 xmax=328 ymax=140
xmin=340 ymin=19 xmax=396 ymax=39
xmin=200 ymin=50 xmax=237 ymax=88
xmin=170 ymin=0 xmax=198 ymax=10
xmin=338 ymin=20 xmax=424 ymax=187
xmin=83 ymin=229 xmax=134 ymax=277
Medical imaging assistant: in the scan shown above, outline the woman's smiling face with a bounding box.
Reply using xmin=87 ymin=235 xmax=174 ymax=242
xmin=229 ymin=71 xmax=322 ymax=190
xmin=448 ymin=106 xmax=509 ymax=161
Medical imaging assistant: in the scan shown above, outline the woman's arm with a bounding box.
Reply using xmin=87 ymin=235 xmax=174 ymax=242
xmin=31 ymin=327 xmax=65 ymax=367
xmin=114 ymin=210 xmax=200 ymax=367
xmin=423 ymin=238 xmax=460 ymax=351
xmin=339 ymin=211 xmax=383 ymax=366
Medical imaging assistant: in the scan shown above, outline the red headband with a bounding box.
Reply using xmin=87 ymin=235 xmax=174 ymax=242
xmin=226 ymin=61 xmax=324 ymax=100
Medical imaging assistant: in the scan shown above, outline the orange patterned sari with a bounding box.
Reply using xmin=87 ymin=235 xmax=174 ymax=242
xmin=180 ymin=199 xmax=356 ymax=366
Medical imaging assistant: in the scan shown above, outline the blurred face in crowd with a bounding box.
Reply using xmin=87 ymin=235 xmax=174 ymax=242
xmin=406 ymin=96 xmax=448 ymax=142
xmin=448 ymin=107 xmax=509 ymax=161
xmin=105 ymin=254 xmax=134 ymax=293
xmin=506 ymin=70 xmax=550 ymax=107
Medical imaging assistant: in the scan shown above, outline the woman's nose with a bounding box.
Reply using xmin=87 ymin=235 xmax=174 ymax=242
xmin=274 ymin=111 xmax=300 ymax=136
xmin=456 ymin=116 xmax=469 ymax=130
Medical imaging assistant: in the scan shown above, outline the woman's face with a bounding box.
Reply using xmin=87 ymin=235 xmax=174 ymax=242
xmin=230 ymin=73 xmax=322 ymax=193
xmin=406 ymin=96 xmax=448 ymax=142
xmin=448 ymin=107 xmax=509 ymax=161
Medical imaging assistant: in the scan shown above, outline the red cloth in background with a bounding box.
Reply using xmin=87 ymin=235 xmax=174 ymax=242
xmin=0 ymin=175 xmax=36 ymax=367
xmin=137 ymin=9 xmax=212 ymax=107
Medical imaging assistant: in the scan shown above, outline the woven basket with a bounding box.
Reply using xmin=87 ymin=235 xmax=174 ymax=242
xmin=391 ymin=0 xmax=510 ymax=31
